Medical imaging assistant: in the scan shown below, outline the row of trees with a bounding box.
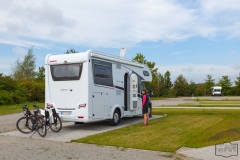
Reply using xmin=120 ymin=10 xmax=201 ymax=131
xmin=133 ymin=53 xmax=240 ymax=97
xmin=171 ymin=74 xmax=240 ymax=97
xmin=1 ymin=50 xmax=240 ymax=105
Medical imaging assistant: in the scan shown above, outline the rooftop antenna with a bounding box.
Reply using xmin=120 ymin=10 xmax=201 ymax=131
xmin=120 ymin=46 xmax=126 ymax=57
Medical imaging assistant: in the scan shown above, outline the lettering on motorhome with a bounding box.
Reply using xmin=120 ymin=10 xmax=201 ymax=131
xmin=60 ymin=89 xmax=72 ymax=92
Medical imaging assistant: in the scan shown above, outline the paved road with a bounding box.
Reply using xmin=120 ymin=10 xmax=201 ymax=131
xmin=152 ymin=96 xmax=240 ymax=108
xmin=178 ymin=141 xmax=240 ymax=160
xmin=152 ymin=97 xmax=199 ymax=107
xmin=0 ymin=112 xmax=23 ymax=134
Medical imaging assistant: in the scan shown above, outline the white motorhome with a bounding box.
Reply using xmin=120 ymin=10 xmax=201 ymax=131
xmin=211 ymin=86 xmax=222 ymax=96
xmin=45 ymin=50 xmax=152 ymax=125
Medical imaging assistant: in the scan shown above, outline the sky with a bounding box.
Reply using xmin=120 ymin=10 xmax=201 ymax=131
xmin=0 ymin=0 xmax=240 ymax=83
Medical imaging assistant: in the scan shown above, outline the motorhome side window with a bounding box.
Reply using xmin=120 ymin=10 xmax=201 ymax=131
xmin=92 ymin=59 xmax=113 ymax=87
xmin=143 ymin=71 xmax=149 ymax=76
xmin=50 ymin=63 xmax=83 ymax=81
xmin=94 ymin=64 xmax=111 ymax=78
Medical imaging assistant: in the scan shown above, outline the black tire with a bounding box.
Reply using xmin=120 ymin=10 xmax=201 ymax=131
xmin=50 ymin=116 xmax=62 ymax=133
xmin=16 ymin=117 xmax=33 ymax=134
xmin=148 ymin=106 xmax=152 ymax=118
xmin=110 ymin=109 xmax=121 ymax=126
xmin=37 ymin=118 xmax=47 ymax=137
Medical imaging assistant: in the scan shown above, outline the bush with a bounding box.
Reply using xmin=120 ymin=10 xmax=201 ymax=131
xmin=19 ymin=79 xmax=45 ymax=102
xmin=0 ymin=74 xmax=45 ymax=105
xmin=0 ymin=90 xmax=14 ymax=105
xmin=167 ymin=89 xmax=176 ymax=98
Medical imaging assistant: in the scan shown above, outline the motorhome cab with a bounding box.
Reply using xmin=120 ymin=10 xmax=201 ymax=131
xmin=211 ymin=86 xmax=222 ymax=96
xmin=45 ymin=50 xmax=152 ymax=125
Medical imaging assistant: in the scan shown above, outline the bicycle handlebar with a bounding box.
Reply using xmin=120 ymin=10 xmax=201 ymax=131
xmin=22 ymin=103 xmax=28 ymax=111
xmin=33 ymin=105 xmax=39 ymax=110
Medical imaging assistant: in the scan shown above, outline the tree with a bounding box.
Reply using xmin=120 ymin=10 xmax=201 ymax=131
xmin=204 ymin=74 xmax=215 ymax=95
xmin=157 ymin=73 xmax=165 ymax=96
xmin=217 ymin=75 xmax=232 ymax=95
xmin=235 ymin=75 xmax=240 ymax=95
xmin=36 ymin=66 xmax=45 ymax=81
xmin=163 ymin=71 xmax=172 ymax=96
xmin=133 ymin=53 xmax=158 ymax=77
xmin=173 ymin=74 xmax=189 ymax=96
xmin=195 ymin=83 xmax=205 ymax=96
xmin=132 ymin=53 xmax=147 ymax=64
xmin=11 ymin=47 xmax=37 ymax=80
xmin=157 ymin=71 xmax=173 ymax=97
xmin=65 ymin=49 xmax=78 ymax=54
xmin=188 ymin=81 xmax=197 ymax=96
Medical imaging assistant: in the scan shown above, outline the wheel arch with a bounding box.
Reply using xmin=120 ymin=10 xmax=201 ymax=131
xmin=111 ymin=104 xmax=123 ymax=118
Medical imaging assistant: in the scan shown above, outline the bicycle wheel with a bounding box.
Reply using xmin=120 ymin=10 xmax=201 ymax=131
xmin=50 ymin=116 xmax=62 ymax=133
xmin=36 ymin=118 xmax=47 ymax=137
xmin=16 ymin=117 xmax=33 ymax=134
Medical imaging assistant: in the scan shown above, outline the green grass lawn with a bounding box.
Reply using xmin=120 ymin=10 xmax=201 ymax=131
xmin=0 ymin=102 xmax=45 ymax=115
xmin=72 ymin=108 xmax=240 ymax=152
xmin=196 ymin=99 xmax=240 ymax=101
xmin=178 ymin=99 xmax=240 ymax=107
xmin=199 ymin=101 xmax=240 ymax=104
xmin=178 ymin=104 xmax=240 ymax=107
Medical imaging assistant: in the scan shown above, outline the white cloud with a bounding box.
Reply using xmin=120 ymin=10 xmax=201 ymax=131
xmin=169 ymin=51 xmax=187 ymax=56
xmin=0 ymin=56 xmax=16 ymax=74
xmin=12 ymin=46 xmax=27 ymax=55
xmin=0 ymin=0 xmax=239 ymax=48
xmin=157 ymin=64 xmax=239 ymax=83
xmin=232 ymin=62 xmax=240 ymax=69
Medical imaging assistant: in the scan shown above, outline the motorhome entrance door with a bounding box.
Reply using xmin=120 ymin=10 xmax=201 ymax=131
xmin=130 ymin=74 xmax=138 ymax=110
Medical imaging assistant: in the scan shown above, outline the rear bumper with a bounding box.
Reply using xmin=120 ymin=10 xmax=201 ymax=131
xmin=57 ymin=108 xmax=89 ymax=122
xmin=212 ymin=92 xmax=222 ymax=96
xmin=59 ymin=115 xmax=90 ymax=122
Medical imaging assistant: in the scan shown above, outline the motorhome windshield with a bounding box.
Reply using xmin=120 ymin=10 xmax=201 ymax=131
xmin=213 ymin=89 xmax=221 ymax=92
xmin=50 ymin=63 xmax=83 ymax=81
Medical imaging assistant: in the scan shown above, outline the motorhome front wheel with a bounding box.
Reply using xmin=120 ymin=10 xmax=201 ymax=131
xmin=111 ymin=110 xmax=120 ymax=126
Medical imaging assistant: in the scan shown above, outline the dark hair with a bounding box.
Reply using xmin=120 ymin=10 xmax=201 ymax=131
xmin=142 ymin=89 xmax=147 ymax=94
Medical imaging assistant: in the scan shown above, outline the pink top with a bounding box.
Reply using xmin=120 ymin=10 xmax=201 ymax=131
xmin=142 ymin=94 xmax=147 ymax=107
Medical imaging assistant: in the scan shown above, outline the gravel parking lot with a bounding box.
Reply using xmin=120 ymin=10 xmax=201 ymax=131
xmin=0 ymin=136 xmax=179 ymax=160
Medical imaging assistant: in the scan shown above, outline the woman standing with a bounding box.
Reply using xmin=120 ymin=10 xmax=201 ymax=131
xmin=142 ymin=89 xmax=149 ymax=126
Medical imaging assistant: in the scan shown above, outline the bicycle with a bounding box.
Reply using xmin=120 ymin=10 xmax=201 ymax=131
xmin=16 ymin=103 xmax=47 ymax=137
xmin=39 ymin=106 xmax=62 ymax=133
